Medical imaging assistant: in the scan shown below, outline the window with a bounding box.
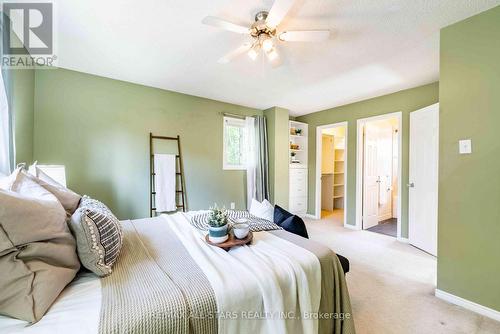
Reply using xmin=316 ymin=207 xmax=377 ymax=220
xmin=223 ymin=116 xmax=247 ymax=170
xmin=0 ymin=71 xmax=11 ymax=175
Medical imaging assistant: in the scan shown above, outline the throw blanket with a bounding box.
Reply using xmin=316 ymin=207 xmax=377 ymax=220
xmin=99 ymin=214 xmax=355 ymax=334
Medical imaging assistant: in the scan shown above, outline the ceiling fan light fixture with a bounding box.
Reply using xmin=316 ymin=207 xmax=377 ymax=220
xmin=266 ymin=48 xmax=279 ymax=61
xmin=248 ymin=47 xmax=259 ymax=61
xmin=261 ymin=35 xmax=274 ymax=52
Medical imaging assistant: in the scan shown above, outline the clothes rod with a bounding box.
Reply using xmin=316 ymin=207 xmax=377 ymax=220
xmin=221 ymin=112 xmax=253 ymax=119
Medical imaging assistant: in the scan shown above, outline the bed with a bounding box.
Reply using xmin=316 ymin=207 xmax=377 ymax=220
xmin=0 ymin=212 xmax=354 ymax=334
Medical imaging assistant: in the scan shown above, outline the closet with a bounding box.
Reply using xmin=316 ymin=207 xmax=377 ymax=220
xmin=321 ymin=129 xmax=345 ymax=213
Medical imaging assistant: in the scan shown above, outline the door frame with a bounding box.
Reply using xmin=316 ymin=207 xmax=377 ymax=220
xmin=355 ymin=112 xmax=402 ymax=238
xmin=315 ymin=121 xmax=348 ymax=227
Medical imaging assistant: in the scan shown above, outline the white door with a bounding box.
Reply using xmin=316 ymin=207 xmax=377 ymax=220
xmin=409 ymin=104 xmax=439 ymax=256
xmin=377 ymin=123 xmax=393 ymax=221
xmin=363 ymin=123 xmax=379 ymax=229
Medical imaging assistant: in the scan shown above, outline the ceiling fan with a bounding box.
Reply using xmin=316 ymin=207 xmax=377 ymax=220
xmin=202 ymin=0 xmax=331 ymax=65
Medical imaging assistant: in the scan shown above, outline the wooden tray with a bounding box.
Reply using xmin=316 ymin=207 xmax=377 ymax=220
xmin=205 ymin=231 xmax=253 ymax=251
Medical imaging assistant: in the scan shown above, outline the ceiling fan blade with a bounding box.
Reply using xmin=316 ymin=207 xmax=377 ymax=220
xmin=218 ymin=43 xmax=252 ymax=64
xmin=278 ymin=30 xmax=331 ymax=42
xmin=266 ymin=0 xmax=295 ymax=29
xmin=202 ymin=16 xmax=249 ymax=34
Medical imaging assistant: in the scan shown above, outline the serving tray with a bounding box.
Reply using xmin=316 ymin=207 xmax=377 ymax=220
xmin=205 ymin=231 xmax=253 ymax=251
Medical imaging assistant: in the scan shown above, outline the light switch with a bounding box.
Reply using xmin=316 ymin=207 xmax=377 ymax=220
xmin=459 ymin=139 xmax=472 ymax=154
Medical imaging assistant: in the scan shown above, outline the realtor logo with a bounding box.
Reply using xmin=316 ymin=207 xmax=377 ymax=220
xmin=1 ymin=1 xmax=56 ymax=68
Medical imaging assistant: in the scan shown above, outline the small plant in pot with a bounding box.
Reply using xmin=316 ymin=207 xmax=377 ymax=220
xmin=295 ymin=128 xmax=302 ymax=136
xmin=208 ymin=205 xmax=229 ymax=244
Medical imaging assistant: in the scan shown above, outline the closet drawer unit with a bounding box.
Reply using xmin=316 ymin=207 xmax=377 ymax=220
xmin=290 ymin=168 xmax=307 ymax=179
xmin=290 ymin=175 xmax=307 ymax=188
xmin=290 ymin=169 xmax=307 ymax=188
xmin=290 ymin=182 xmax=307 ymax=197
xmin=289 ymin=196 xmax=307 ymax=214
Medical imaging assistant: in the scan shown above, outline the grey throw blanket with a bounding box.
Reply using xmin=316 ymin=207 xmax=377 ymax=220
xmin=99 ymin=219 xmax=217 ymax=334
xmin=99 ymin=216 xmax=355 ymax=334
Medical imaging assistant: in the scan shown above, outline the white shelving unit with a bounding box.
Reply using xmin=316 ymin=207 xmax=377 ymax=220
xmin=289 ymin=121 xmax=308 ymax=215
xmin=333 ymin=141 xmax=345 ymax=209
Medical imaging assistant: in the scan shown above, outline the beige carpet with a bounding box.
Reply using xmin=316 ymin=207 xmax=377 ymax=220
xmin=305 ymin=210 xmax=500 ymax=334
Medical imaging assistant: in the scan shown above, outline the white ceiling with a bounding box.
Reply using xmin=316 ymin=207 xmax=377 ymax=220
xmin=55 ymin=0 xmax=500 ymax=116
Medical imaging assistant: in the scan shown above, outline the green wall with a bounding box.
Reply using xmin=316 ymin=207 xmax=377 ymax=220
xmin=7 ymin=68 xmax=35 ymax=165
xmin=297 ymin=82 xmax=439 ymax=237
xmin=438 ymin=5 xmax=500 ymax=311
xmin=264 ymin=107 xmax=290 ymax=208
xmin=33 ymin=68 xmax=261 ymax=219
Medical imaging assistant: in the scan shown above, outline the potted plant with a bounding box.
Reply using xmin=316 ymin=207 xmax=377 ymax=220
xmin=207 ymin=205 xmax=229 ymax=243
xmin=295 ymin=128 xmax=302 ymax=136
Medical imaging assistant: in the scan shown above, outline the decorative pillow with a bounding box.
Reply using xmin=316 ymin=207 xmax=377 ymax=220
xmin=69 ymin=196 xmax=123 ymax=277
xmin=249 ymin=198 xmax=274 ymax=222
xmin=28 ymin=164 xmax=81 ymax=215
xmin=274 ymin=204 xmax=293 ymax=225
xmin=0 ymin=188 xmax=80 ymax=322
xmin=280 ymin=215 xmax=309 ymax=239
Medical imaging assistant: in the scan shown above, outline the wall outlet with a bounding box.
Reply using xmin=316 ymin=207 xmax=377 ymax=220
xmin=459 ymin=139 xmax=472 ymax=154
xmin=230 ymin=202 xmax=235 ymax=210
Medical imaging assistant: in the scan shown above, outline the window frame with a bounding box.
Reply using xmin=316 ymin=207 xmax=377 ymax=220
xmin=222 ymin=116 xmax=247 ymax=170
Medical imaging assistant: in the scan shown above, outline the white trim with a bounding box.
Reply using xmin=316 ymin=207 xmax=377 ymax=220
xmin=315 ymin=122 xmax=348 ymax=228
xmin=303 ymin=214 xmax=317 ymax=220
xmin=355 ymin=112 xmax=403 ymax=237
xmin=344 ymin=223 xmax=360 ymax=230
xmin=397 ymin=237 xmax=410 ymax=243
xmin=435 ymin=289 xmax=500 ymax=322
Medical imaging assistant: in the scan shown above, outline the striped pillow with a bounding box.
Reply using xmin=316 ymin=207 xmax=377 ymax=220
xmin=69 ymin=196 xmax=123 ymax=277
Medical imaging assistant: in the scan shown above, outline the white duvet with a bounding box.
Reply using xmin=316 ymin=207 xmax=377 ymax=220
xmin=0 ymin=212 xmax=321 ymax=334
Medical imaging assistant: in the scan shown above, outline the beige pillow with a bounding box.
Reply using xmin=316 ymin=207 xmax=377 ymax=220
xmin=14 ymin=167 xmax=81 ymax=215
xmin=0 ymin=167 xmax=21 ymax=190
xmin=0 ymin=187 xmax=80 ymax=322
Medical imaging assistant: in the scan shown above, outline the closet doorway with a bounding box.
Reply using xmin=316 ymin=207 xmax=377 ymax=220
xmin=355 ymin=112 xmax=402 ymax=238
xmin=315 ymin=122 xmax=348 ymax=226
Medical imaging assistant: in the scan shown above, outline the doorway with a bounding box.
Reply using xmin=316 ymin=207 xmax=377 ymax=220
xmin=356 ymin=112 xmax=402 ymax=238
xmin=315 ymin=122 xmax=348 ymax=226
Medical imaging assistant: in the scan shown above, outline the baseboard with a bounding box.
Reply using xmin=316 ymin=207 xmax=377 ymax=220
xmin=397 ymin=237 xmax=410 ymax=243
xmin=303 ymin=214 xmax=317 ymax=220
xmin=344 ymin=224 xmax=359 ymax=230
xmin=435 ymin=289 xmax=500 ymax=322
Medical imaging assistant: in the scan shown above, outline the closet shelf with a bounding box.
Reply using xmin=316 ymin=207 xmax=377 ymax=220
xmin=333 ymin=195 xmax=344 ymax=199
xmin=335 ymin=160 xmax=344 ymax=162
xmin=334 ymin=183 xmax=344 ymax=186
xmin=334 ymin=172 xmax=344 ymax=174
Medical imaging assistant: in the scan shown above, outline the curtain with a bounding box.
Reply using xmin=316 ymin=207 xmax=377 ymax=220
xmin=0 ymin=69 xmax=11 ymax=175
xmin=246 ymin=115 xmax=270 ymax=209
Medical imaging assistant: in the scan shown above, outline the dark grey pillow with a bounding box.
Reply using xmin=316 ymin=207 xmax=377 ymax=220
xmin=69 ymin=196 xmax=123 ymax=277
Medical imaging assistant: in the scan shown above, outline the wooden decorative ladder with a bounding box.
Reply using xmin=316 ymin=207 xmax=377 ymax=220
xmin=149 ymin=133 xmax=186 ymax=217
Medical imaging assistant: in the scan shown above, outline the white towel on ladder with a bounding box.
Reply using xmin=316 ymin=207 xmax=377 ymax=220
xmin=154 ymin=154 xmax=177 ymax=212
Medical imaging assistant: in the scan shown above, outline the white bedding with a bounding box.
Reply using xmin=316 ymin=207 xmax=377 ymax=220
xmin=0 ymin=212 xmax=322 ymax=334
xmin=168 ymin=213 xmax=321 ymax=334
